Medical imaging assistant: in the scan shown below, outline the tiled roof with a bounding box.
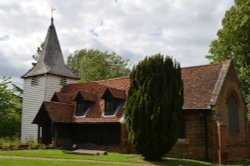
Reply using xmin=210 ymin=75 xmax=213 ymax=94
xmin=61 ymin=82 xmax=106 ymax=96
xmin=33 ymin=101 xmax=75 ymax=124
xmin=44 ymin=101 xmax=75 ymax=123
xmin=51 ymin=92 xmax=74 ymax=103
xmin=102 ymin=88 xmax=127 ymax=100
xmin=33 ymin=62 xmax=227 ymax=124
xmin=77 ymin=91 xmax=98 ymax=102
xmin=73 ymin=118 xmax=120 ymax=123
xmin=182 ymin=63 xmax=223 ymax=109
xmin=96 ymin=77 xmax=130 ymax=91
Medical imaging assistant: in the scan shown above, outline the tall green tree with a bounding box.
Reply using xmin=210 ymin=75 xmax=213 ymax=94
xmin=125 ymin=54 xmax=183 ymax=161
xmin=206 ymin=0 xmax=250 ymax=108
xmin=67 ymin=49 xmax=131 ymax=82
xmin=0 ymin=77 xmax=22 ymax=137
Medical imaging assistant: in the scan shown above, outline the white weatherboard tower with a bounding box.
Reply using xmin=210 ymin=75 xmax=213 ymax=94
xmin=21 ymin=18 xmax=79 ymax=142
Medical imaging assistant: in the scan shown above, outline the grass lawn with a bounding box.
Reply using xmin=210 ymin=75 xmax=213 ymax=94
xmin=0 ymin=149 xmax=144 ymax=163
xmin=0 ymin=158 xmax=123 ymax=166
xmin=0 ymin=149 xmax=244 ymax=165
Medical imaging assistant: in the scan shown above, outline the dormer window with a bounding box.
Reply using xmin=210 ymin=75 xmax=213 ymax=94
xmin=102 ymin=88 xmax=126 ymax=116
xmin=76 ymin=101 xmax=92 ymax=116
xmin=74 ymin=91 xmax=97 ymax=117
xmin=104 ymin=98 xmax=123 ymax=116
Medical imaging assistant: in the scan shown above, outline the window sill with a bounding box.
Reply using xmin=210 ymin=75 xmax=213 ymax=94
xmin=74 ymin=115 xmax=87 ymax=118
xmin=102 ymin=114 xmax=116 ymax=117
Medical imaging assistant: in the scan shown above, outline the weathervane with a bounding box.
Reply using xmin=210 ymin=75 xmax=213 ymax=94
xmin=50 ymin=7 xmax=56 ymax=24
xmin=51 ymin=7 xmax=56 ymax=18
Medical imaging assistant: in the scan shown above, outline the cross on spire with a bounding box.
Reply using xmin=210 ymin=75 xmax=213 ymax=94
xmin=51 ymin=7 xmax=56 ymax=24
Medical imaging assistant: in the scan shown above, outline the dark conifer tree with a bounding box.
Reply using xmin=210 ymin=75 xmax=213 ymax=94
xmin=125 ymin=54 xmax=183 ymax=161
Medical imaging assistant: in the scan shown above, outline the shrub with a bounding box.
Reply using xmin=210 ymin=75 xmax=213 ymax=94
xmin=25 ymin=138 xmax=39 ymax=149
xmin=0 ymin=137 xmax=21 ymax=150
xmin=126 ymin=54 xmax=183 ymax=161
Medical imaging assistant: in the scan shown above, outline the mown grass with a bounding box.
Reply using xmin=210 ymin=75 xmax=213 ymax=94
xmin=0 ymin=149 xmax=214 ymax=166
xmin=0 ymin=149 xmax=246 ymax=165
xmin=0 ymin=149 xmax=143 ymax=163
xmin=0 ymin=158 xmax=122 ymax=166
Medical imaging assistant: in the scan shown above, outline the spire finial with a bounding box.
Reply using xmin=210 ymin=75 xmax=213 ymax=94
xmin=51 ymin=7 xmax=56 ymax=24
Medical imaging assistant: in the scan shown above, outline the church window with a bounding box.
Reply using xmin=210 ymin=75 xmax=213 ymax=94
xmin=31 ymin=77 xmax=39 ymax=86
xmin=227 ymin=95 xmax=239 ymax=133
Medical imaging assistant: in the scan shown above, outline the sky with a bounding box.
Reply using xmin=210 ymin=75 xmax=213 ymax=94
xmin=0 ymin=0 xmax=234 ymax=87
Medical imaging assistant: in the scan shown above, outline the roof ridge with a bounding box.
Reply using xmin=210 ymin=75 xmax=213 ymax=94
xmin=181 ymin=62 xmax=222 ymax=69
xmin=65 ymin=81 xmax=99 ymax=86
xmin=44 ymin=101 xmax=74 ymax=106
xmin=94 ymin=76 xmax=129 ymax=83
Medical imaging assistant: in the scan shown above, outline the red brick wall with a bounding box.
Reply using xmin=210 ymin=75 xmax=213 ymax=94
xmin=168 ymin=111 xmax=214 ymax=160
xmin=185 ymin=112 xmax=206 ymax=159
xmin=212 ymin=63 xmax=250 ymax=163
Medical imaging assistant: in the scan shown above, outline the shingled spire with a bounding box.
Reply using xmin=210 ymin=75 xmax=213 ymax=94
xmin=22 ymin=18 xmax=79 ymax=79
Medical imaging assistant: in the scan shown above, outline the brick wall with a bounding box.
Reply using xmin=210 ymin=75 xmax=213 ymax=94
xmin=168 ymin=111 xmax=214 ymax=161
xmin=211 ymin=62 xmax=250 ymax=163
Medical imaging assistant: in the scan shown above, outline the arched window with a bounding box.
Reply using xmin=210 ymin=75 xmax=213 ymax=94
xmin=227 ymin=95 xmax=239 ymax=133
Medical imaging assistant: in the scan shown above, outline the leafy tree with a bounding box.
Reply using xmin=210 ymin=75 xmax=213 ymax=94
xmin=0 ymin=77 xmax=22 ymax=138
xmin=125 ymin=54 xmax=183 ymax=161
xmin=206 ymin=0 xmax=250 ymax=108
xmin=32 ymin=42 xmax=44 ymax=66
xmin=67 ymin=49 xmax=131 ymax=82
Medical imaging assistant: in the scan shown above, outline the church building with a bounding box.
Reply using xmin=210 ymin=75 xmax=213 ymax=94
xmin=21 ymin=18 xmax=79 ymax=142
xmin=21 ymin=19 xmax=250 ymax=164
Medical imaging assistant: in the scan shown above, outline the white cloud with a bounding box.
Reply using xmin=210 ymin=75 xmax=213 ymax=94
xmin=0 ymin=0 xmax=234 ymax=87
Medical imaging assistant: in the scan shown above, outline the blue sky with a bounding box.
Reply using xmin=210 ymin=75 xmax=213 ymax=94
xmin=0 ymin=0 xmax=234 ymax=87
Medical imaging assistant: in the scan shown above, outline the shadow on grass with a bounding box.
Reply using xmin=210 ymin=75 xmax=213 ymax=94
xmin=147 ymin=158 xmax=212 ymax=166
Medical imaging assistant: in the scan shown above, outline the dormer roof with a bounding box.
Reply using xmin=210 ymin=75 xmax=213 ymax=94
xmin=74 ymin=91 xmax=98 ymax=102
xmin=22 ymin=18 xmax=79 ymax=79
xmin=101 ymin=88 xmax=126 ymax=100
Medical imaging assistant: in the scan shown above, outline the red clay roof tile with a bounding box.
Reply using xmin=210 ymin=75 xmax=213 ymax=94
xmin=51 ymin=92 xmax=75 ymax=103
xmin=101 ymin=88 xmax=126 ymax=100
xmin=76 ymin=91 xmax=98 ymax=102
xmin=34 ymin=63 xmax=224 ymax=124
xmin=182 ymin=63 xmax=222 ymax=109
xmin=44 ymin=101 xmax=75 ymax=123
xmin=95 ymin=76 xmax=130 ymax=91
